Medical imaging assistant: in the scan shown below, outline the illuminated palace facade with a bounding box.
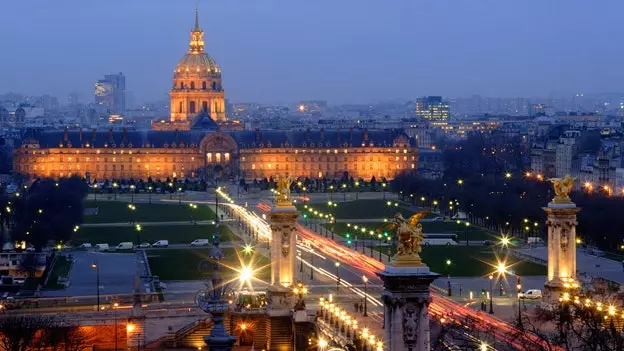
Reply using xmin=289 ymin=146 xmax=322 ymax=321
xmin=12 ymin=11 xmax=418 ymax=181
xmin=14 ymin=128 xmax=416 ymax=181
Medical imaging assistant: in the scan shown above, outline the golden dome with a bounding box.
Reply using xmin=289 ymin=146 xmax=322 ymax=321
xmin=175 ymin=53 xmax=220 ymax=77
xmin=174 ymin=9 xmax=220 ymax=78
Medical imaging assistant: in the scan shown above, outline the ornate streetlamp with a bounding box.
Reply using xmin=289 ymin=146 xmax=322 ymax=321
xmin=196 ymin=237 xmax=236 ymax=351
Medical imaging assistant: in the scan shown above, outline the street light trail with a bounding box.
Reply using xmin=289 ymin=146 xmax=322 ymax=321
xmin=227 ymin=199 xmax=559 ymax=351
xmin=295 ymin=223 xmax=561 ymax=351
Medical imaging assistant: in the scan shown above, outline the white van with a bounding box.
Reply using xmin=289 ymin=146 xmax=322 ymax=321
xmin=116 ymin=242 xmax=134 ymax=250
xmin=190 ymin=239 xmax=210 ymax=247
xmin=519 ymin=289 xmax=542 ymax=300
xmin=79 ymin=243 xmax=92 ymax=249
xmin=95 ymin=243 xmax=109 ymax=251
xmin=152 ymin=240 xmax=169 ymax=248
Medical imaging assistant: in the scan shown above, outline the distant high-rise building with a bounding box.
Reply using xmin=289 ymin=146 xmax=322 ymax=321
xmin=95 ymin=72 xmax=126 ymax=113
xmin=529 ymin=104 xmax=547 ymax=117
xmin=68 ymin=92 xmax=80 ymax=105
xmin=556 ymin=130 xmax=581 ymax=178
xmin=415 ymin=96 xmax=449 ymax=122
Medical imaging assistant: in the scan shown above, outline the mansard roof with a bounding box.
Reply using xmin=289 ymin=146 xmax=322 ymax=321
xmin=229 ymin=129 xmax=413 ymax=148
xmin=19 ymin=128 xmax=414 ymax=149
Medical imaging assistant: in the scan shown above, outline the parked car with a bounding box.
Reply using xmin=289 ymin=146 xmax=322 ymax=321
xmin=527 ymin=237 xmax=544 ymax=244
xmin=432 ymin=217 xmax=445 ymax=222
xmin=94 ymin=243 xmax=109 ymax=251
xmin=190 ymin=239 xmax=210 ymax=247
xmin=137 ymin=242 xmax=151 ymax=249
xmin=116 ymin=242 xmax=134 ymax=250
xmin=519 ymin=289 xmax=542 ymax=300
xmin=483 ymin=240 xmax=493 ymax=246
xmin=152 ymin=240 xmax=169 ymax=248
xmin=79 ymin=243 xmax=92 ymax=249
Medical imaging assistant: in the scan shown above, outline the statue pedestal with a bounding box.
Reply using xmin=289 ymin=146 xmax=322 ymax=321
xmin=264 ymin=286 xmax=294 ymax=351
xmin=269 ymin=204 xmax=299 ymax=288
xmin=377 ymin=266 xmax=439 ymax=351
xmin=543 ymin=201 xmax=580 ymax=303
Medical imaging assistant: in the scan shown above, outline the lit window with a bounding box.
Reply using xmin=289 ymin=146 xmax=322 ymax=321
xmin=216 ymin=153 xmax=221 ymax=163
xmin=207 ymin=153 xmax=212 ymax=162
xmin=225 ymin=153 xmax=230 ymax=161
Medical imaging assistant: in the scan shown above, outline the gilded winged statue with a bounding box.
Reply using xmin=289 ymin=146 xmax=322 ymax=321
xmin=548 ymin=175 xmax=575 ymax=203
xmin=383 ymin=211 xmax=428 ymax=266
xmin=275 ymin=176 xmax=293 ymax=206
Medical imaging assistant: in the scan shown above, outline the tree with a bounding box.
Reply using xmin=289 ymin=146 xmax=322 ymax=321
xmin=9 ymin=177 xmax=87 ymax=250
xmin=0 ymin=314 xmax=56 ymax=351
xmin=18 ymin=252 xmax=40 ymax=278
xmin=506 ymin=291 xmax=624 ymax=351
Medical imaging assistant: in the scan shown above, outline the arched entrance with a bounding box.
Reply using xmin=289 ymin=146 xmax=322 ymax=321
xmin=199 ymin=132 xmax=239 ymax=182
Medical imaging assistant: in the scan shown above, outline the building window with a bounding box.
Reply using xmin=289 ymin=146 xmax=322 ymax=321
xmin=207 ymin=153 xmax=212 ymax=162
xmin=202 ymin=101 xmax=208 ymax=111
xmin=202 ymin=81 xmax=207 ymax=90
xmin=252 ymin=164 xmax=256 ymax=170
xmin=216 ymin=153 xmax=221 ymax=163
xmin=225 ymin=153 xmax=230 ymax=162
xmin=179 ymin=102 xmax=183 ymax=113
xmin=190 ymin=81 xmax=195 ymax=89
xmin=190 ymin=101 xmax=196 ymax=114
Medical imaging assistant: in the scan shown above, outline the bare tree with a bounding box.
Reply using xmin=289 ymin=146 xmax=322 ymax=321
xmin=505 ymin=296 xmax=624 ymax=351
xmin=0 ymin=314 xmax=56 ymax=351
xmin=56 ymin=326 xmax=95 ymax=351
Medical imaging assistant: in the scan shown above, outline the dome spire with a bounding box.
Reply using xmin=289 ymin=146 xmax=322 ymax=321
xmin=189 ymin=8 xmax=205 ymax=54
xmin=194 ymin=7 xmax=200 ymax=31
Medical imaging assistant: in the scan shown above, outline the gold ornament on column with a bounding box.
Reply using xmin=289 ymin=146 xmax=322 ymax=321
xmin=548 ymin=175 xmax=575 ymax=204
xmin=275 ymin=176 xmax=293 ymax=207
xmin=383 ymin=212 xmax=428 ymax=267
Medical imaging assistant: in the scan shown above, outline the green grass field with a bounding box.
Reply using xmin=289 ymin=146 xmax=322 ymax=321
xmin=325 ymin=221 xmax=495 ymax=241
xmin=74 ymin=224 xmax=238 ymax=246
xmin=84 ymin=201 xmax=216 ymax=224
xmin=371 ymin=245 xmax=546 ymax=277
xmin=147 ymin=248 xmax=271 ymax=281
xmin=44 ymin=255 xmax=72 ymax=289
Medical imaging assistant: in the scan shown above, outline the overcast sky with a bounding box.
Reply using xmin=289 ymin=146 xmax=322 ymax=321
xmin=1 ymin=0 xmax=622 ymax=105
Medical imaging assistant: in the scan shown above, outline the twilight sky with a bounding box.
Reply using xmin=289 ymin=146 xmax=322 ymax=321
xmin=1 ymin=0 xmax=623 ymax=105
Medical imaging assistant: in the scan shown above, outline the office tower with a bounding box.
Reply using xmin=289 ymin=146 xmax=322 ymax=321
xmin=95 ymin=72 xmax=126 ymax=113
xmin=415 ymin=96 xmax=449 ymax=122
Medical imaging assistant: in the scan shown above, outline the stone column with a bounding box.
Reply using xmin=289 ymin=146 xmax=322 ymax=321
xmin=543 ymin=176 xmax=580 ymax=303
xmin=269 ymin=204 xmax=298 ymax=288
xmin=377 ymin=266 xmax=438 ymax=351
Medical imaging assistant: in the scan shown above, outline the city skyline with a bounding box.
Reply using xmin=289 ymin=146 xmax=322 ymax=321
xmin=1 ymin=0 xmax=624 ymax=105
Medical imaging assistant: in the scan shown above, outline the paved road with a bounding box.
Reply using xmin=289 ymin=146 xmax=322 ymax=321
xmin=514 ymin=246 xmax=624 ymax=285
